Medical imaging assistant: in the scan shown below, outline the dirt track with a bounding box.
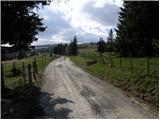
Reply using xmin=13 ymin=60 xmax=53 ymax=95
xmin=40 ymin=57 xmax=158 ymax=119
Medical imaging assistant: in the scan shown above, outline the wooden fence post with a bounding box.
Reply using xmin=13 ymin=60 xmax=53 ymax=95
xmin=95 ymin=54 xmax=97 ymax=61
xmin=12 ymin=61 xmax=16 ymax=76
xmin=1 ymin=63 xmax=5 ymax=90
xmin=99 ymin=53 xmax=101 ymax=63
xmin=28 ymin=63 xmax=32 ymax=85
xmin=22 ymin=62 xmax=26 ymax=84
xmin=85 ymin=53 xmax=87 ymax=59
xmin=13 ymin=61 xmax=15 ymax=68
xmin=32 ymin=61 xmax=36 ymax=80
xmin=109 ymin=52 xmax=113 ymax=67
xmin=87 ymin=53 xmax=89 ymax=60
xmin=34 ymin=56 xmax=38 ymax=74
xmin=120 ymin=56 xmax=122 ymax=69
xmin=129 ymin=53 xmax=133 ymax=73
xmin=101 ymin=53 xmax=104 ymax=64
xmin=42 ymin=55 xmax=43 ymax=67
xmin=45 ymin=54 xmax=47 ymax=65
xmin=147 ymin=56 xmax=150 ymax=76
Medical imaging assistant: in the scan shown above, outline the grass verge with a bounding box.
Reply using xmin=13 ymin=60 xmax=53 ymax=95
xmin=70 ymin=55 xmax=159 ymax=108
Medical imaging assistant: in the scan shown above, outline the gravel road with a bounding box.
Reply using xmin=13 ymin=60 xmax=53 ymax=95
xmin=40 ymin=57 xmax=158 ymax=119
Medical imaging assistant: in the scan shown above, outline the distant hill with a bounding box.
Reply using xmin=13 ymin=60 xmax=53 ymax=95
xmin=34 ymin=44 xmax=57 ymax=50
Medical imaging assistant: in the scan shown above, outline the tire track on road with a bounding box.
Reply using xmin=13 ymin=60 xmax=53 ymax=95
xmin=40 ymin=57 xmax=158 ymax=119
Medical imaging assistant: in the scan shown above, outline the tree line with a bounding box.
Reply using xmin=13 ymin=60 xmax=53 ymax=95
xmin=96 ymin=1 xmax=158 ymax=58
xmin=53 ymin=35 xmax=78 ymax=56
xmin=95 ymin=1 xmax=158 ymax=74
xmin=2 ymin=1 xmax=158 ymax=59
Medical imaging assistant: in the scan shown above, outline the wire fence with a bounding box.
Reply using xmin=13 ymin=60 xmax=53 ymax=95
xmin=79 ymin=52 xmax=158 ymax=76
xmin=1 ymin=54 xmax=57 ymax=88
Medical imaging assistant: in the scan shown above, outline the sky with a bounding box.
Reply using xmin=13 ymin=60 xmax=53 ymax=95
xmin=32 ymin=0 xmax=123 ymax=45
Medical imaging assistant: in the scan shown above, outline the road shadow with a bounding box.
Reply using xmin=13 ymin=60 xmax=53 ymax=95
xmin=40 ymin=92 xmax=74 ymax=118
xmin=2 ymin=84 xmax=44 ymax=119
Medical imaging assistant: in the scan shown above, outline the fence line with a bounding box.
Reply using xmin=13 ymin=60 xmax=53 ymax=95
xmin=79 ymin=52 xmax=153 ymax=76
xmin=2 ymin=54 xmax=55 ymax=87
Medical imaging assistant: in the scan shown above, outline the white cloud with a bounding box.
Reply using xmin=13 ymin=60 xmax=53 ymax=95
xmin=32 ymin=0 xmax=123 ymax=45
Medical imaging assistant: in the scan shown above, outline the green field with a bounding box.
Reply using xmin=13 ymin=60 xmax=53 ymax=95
xmin=70 ymin=50 xmax=159 ymax=107
xmin=2 ymin=53 xmax=59 ymax=118
xmin=2 ymin=54 xmax=58 ymax=89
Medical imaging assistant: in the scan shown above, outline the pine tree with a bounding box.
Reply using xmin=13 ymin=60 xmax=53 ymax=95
xmin=97 ymin=37 xmax=106 ymax=64
xmin=53 ymin=43 xmax=67 ymax=55
xmin=1 ymin=1 xmax=48 ymax=51
xmin=68 ymin=35 xmax=78 ymax=56
xmin=72 ymin=35 xmax=78 ymax=55
xmin=115 ymin=1 xmax=158 ymax=57
xmin=97 ymin=37 xmax=106 ymax=53
xmin=107 ymin=29 xmax=114 ymax=67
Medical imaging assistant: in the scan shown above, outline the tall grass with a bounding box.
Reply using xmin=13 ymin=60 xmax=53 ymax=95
xmin=70 ymin=52 xmax=159 ymax=107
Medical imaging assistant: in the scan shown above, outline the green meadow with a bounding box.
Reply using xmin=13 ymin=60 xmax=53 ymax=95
xmin=70 ymin=49 xmax=159 ymax=107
